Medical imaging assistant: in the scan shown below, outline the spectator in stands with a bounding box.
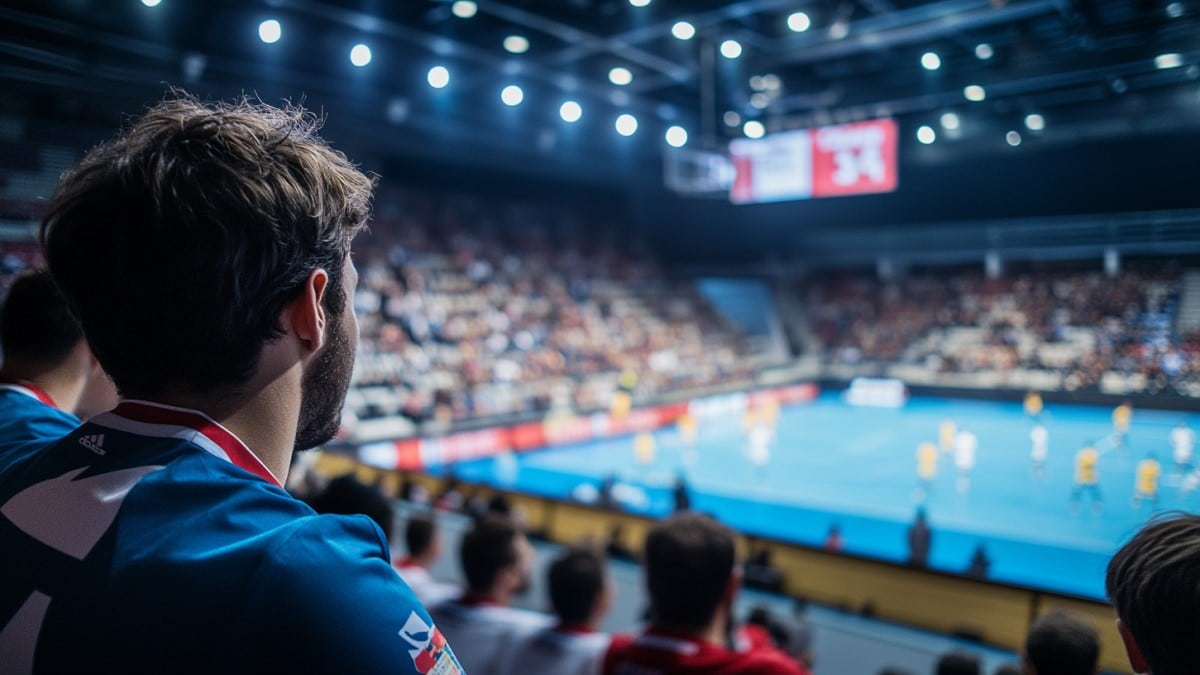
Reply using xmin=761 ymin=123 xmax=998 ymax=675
xmin=1106 ymin=513 xmax=1200 ymax=675
xmin=498 ymin=544 xmax=613 ymax=675
xmin=965 ymin=543 xmax=991 ymax=579
xmin=603 ymin=512 xmax=806 ymax=674
xmin=308 ymin=473 xmax=395 ymax=544
xmin=395 ymin=512 xmax=459 ymax=605
xmin=0 ymin=96 xmax=461 ymax=672
xmin=1021 ymin=608 xmax=1098 ymax=675
xmin=907 ymin=508 xmax=933 ymax=567
xmin=0 ymin=268 xmax=116 ymax=461
xmin=429 ymin=514 xmax=550 ymax=674
xmin=936 ymin=651 xmax=981 ymax=675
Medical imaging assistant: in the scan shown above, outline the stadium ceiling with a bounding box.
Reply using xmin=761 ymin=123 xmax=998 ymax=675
xmin=0 ymin=0 xmax=1198 ymax=175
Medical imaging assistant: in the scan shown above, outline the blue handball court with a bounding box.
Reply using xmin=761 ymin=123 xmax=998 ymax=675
xmin=446 ymin=391 xmax=1198 ymax=600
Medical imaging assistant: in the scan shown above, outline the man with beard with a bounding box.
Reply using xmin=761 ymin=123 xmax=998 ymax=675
xmin=0 ymin=97 xmax=461 ymax=674
xmin=428 ymin=514 xmax=552 ymax=675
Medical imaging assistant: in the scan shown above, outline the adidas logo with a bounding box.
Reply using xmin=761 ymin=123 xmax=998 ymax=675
xmin=78 ymin=434 xmax=106 ymax=456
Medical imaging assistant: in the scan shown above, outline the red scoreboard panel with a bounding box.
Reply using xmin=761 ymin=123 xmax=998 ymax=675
xmin=729 ymin=118 xmax=898 ymax=204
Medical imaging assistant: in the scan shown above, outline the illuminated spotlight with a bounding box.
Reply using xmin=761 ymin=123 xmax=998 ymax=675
xmin=609 ymin=67 xmax=633 ymax=85
xmin=672 ymin=21 xmax=695 ymax=40
xmin=427 ymin=65 xmax=450 ymax=88
xmin=787 ymin=11 xmax=811 ymax=32
xmin=1155 ymin=53 xmax=1184 ymax=69
xmin=975 ymin=42 xmax=994 ymax=60
xmin=258 ymin=19 xmax=282 ymax=43
xmin=762 ymin=74 xmax=781 ymax=90
xmin=828 ymin=21 xmax=849 ymax=40
xmin=503 ymin=35 xmax=529 ymax=54
xmin=1006 ymin=130 xmax=1022 ymax=146
xmin=743 ymin=120 xmax=765 ymax=139
xmin=720 ymin=39 xmax=742 ymax=59
xmin=724 ymin=111 xmax=741 ymax=127
xmin=665 ymin=126 xmax=688 ymax=147
xmin=1167 ymin=2 xmax=1184 ymax=18
xmin=916 ymin=125 xmax=936 ymax=144
xmin=629 ymin=0 xmax=651 ymax=6
xmin=451 ymin=1 xmax=477 ymax=18
xmin=939 ymin=112 xmax=960 ymax=130
xmin=750 ymin=93 xmax=770 ymax=109
xmin=141 ymin=0 xmax=161 ymax=6
xmin=559 ymin=100 xmax=582 ymax=122
xmin=1024 ymin=113 xmax=1045 ymax=131
xmin=350 ymin=44 xmax=372 ymax=67
xmin=615 ymin=113 xmax=638 ymax=136
xmin=501 ymin=85 xmax=523 ymax=106
xmin=749 ymin=75 xmax=765 ymax=91
xmin=963 ymin=84 xmax=986 ymax=102
xmin=921 ymin=52 xmax=941 ymax=71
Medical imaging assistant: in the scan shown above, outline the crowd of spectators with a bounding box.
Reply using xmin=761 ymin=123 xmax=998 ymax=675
xmin=348 ymin=187 xmax=756 ymax=426
xmin=807 ymin=264 xmax=1200 ymax=397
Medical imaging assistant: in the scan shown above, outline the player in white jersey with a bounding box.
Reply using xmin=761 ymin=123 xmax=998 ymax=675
xmin=748 ymin=422 xmax=774 ymax=473
xmin=954 ymin=430 xmax=978 ymax=494
xmin=1030 ymin=423 xmax=1049 ymax=478
xmin=1171 ymin=421 xmax=1195 ymax=472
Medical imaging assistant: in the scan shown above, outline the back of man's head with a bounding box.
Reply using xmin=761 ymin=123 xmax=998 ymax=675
xmin=1 ymin=268 xmax=82 ymax=369
xmin=1023 ymin=609 xmax=1098 ymax=675
xmin=1107 ymin=513 xmax=1200 ymax=675
xmin=405 ymin=513 xmax=437 ymax=560
xmin=40 ymin=95 xmax=373 ymax=401
xmin=460 ymin=514 xmax=521 ymax=595
xmin=548 ymin=545 xmax=607 ymax=626
xmin=936 ymin=651 xmax=981 ymax=675
xmin=309 ymin=474 xmax=394 ymax=542
xmin=644 ymin=512 xmax=736 ymax=632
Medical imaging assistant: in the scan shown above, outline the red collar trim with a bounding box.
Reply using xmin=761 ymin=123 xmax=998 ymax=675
xmin=111 ymin=400 xmax=280 ymax=488
xmin=0 ymin=379 xmax=59 ymax=409
xmin=555 ymin=622 xmax=595 ymax=635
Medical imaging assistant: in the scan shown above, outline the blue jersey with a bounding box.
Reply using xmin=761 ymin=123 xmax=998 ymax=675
xmin=0 ymin=400 xmax=462 ymax=675
xmin=0 ymin=383 xmax=79 ymax=469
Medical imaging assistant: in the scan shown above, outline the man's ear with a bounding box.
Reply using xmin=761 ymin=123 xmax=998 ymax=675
xmin=289 ymin=268 xmax=330 ymax=353
xmin=1117 ymin=618 xmax=1149 ymax=674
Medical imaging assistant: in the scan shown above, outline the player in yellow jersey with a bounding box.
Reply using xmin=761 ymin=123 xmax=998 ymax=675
xmin=1132 ymin=453 xmax=1162 ymax=508
xmin=914 ymin=441 xmax=939 ymax=502
xmin=1024 ymin=391 xmax=1044 ymax=419
xmin=1112 ymin=401 xmax=1132 ymax=449
xmin=1071 ymin=442 xmax=1103 ymax=514
xmin=610 ymin=389 xmax=633 ymax=421
xmin=676 ymin=413 xmax=698 ymax=446
xmin=634 ymin=431 xmax=656 ymax=466
xmin=939 ymin=419 xmax=957 ymax=453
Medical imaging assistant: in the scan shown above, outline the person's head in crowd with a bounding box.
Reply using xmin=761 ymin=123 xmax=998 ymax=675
xmin=547 ymin=545 xmax=611 ymax=630
xmin=643 ymin=512 xmax=739 ymax=642
xmin=936 ymin=651 xmax=981 ymax=675
xmin=0 ymin=268 xmax=116 ymax=418
xmin=460 ymin=514 xmax=535 ymax=604
xmin=309 ymin=473 xmax=395 ymax=543
xmin=1021 ymin=608 xmax=1098 ymax=675
xmin=404 ymin=512 xmax=441 ymax=567
xmin=1107 ymin=513 xmax=1200 ymax=675
xmin=40 ymin=95 xmax=373 ymax=479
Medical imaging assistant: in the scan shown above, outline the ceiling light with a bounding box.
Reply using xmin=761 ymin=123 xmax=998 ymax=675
xmin=787 ymin=12 xmax=811 ymax=32
xmin=672 ymin=21 xmax=695 ymax=40
xmin=1024 ymin=113 xmax=1044 ymax=131
xmin=724 ymin=111 xmax=741 ymax=127
xmin=750 ymin=93 xmax=770 ymax=109
xmin=1166 ymin=2 xmax=1184 ymax=18
xmin=750 ymin=75 xmax=765 ymax=91
xmin=629 ymin=0 xmax=651 ymax=6
xmin=828 ymin=21 xmax=849 ymax=40
xmin=963 ymin=85 xmax=986 ymax=102
xmin=501 ymin=85 xmax=523 ymax=106
xmin=609 ymin=67 xmax=633 ymax=86
xmin=921 ymin=52 xmax=941 ymax=71
xmin=503 ymin=35 xmax=529 ymax=54
xmin=560 ymin=101 xmax=582 ymax=123
xmin=975 ymin=43 xmax=994 ymax=60
xmin=427 ymin=66 xmax=450 ymax=88
xmin=762 ymin=74 xmax=781 ymax=90
xmin=258 ymin=19 xmax=282 ymax=44
xmin=350 ymin=44 xmax=372 ymax=67
xmin=720 ymin=40 xmax=742 ymax=59
xmin=939 ymin=112 xmax=960 ymax=130
xmin=1006 ymin=130 xmax=1021 ymax=146
xmin=743 ymin=120 xmax=765 ymax=139
xmin=1155 ymin=53 xmax=1183 ymax=69
xmin=141 ymin=0 xmax=162 ymax=6
xmin=451 ymin=1 xmax=477 ymax=18
xmin=665 ymin=126 xmax=688 ymax=147
xmin=615 ymin=114 xmax=638 ymax=136
xmin=917 ymin=125 xmax=936 ymax=144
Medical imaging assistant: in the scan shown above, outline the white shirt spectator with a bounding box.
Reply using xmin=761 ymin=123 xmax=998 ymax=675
xmin=496 ymin=625 xmax=610 ymax=675
xmin=394 ymin=561 xmax=459 ymax=607
xmin=1172 ymin=425 xmax=1195 ymax=466
xmin=428 ymin=598 xmax=553 ymax=675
